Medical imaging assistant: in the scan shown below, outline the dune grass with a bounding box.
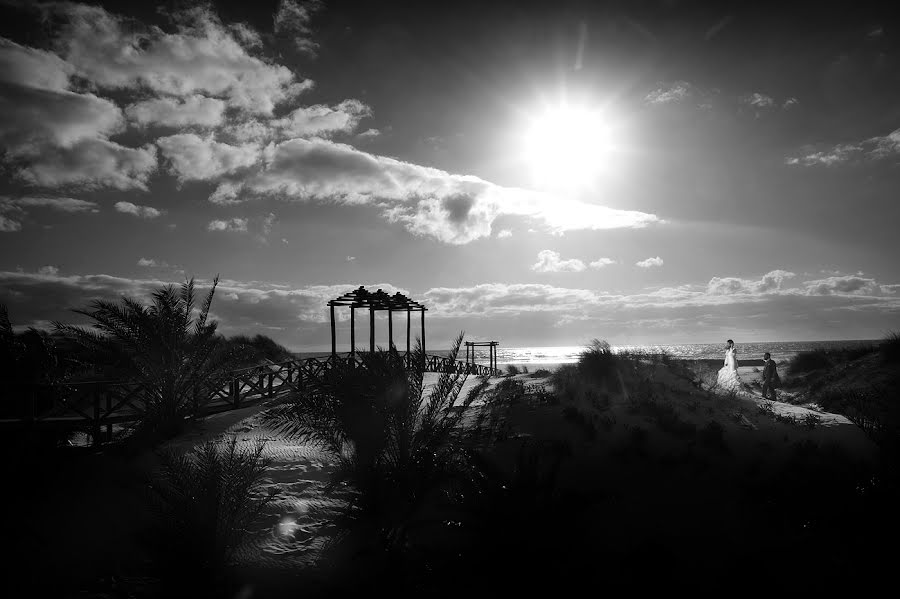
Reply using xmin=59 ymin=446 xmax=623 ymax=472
xmin=881 ymin=331 xmax=900 ymax=364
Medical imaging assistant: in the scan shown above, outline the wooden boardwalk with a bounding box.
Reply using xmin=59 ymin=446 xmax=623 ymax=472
xmin=0 ymin=352 xmax=502 ymax=446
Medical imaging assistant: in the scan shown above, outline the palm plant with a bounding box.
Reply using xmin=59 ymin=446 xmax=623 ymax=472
xmin=264 ymin=332 xmax=490 ymax=555
xmin=55 ymin=277 xmax=244 ymax=441
xmin=1 ymin=304 xmax=63 ymax=385
xmin=147 ymin=436 xmax=275 ymax=589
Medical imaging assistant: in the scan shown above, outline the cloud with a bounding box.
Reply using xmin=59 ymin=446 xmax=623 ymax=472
xmin=357 ymin=128 xmax=381 ymax=139
xmin=786 ymin=129 xmax=900 ymax=166
xmin=636 ymin=256 xmax=664 ymax=268
xmin=17 ymin=139 xmax=158 ymax=190
xmin=274 ymin=0 xmax=322 ymax=56
xmin=424 ymin=283 xmax=601 ymax=317
xmin=137 ymin=258 xmax=169 ymax=267
xmin=345 ymin=256 xmax=356 ymax=261
xmin=0 ymin=214 xmax=21 ymax=232
xmin=646 ymin=81 xmax=795 ymax=116
xmin=741 ymin=92 xmax=775 ymax=109
xmin=3 ymin=196 xmax=99 ymax=213
xmin=228 ymin=22 xmax=263 ymax=49
xmin=0 ymin=79 xmax=123 ymax=154
xmin=803 ymin=275 xmax=883 ymax=296
xmin=0 ymin=37 xmax=73 ymax=92
xmin=0 ymin=195 xmax=100 ymax=230
xmin=497 ymin=229 xmax=512 ymax=238
xmin=589 ymin=258 xmax=616 ymax=268
xmin=531 ymin=250 xmax=586 ymax=273
xmin=157 ymin=134 xmax=260 ymax=181
xmin=51 ymin=3 xmax=311 ymax=115
xmin=115 ymin=201 xmax=163 ymax=219
xmin=209 ymin=137 xmax=659 ymax=244
xmin=707 ymin=270 xmax=796 ymax=295
xmin=271 ymin=99 xmax=371 ymax=138
xmin=207 ymin=217 xmax=248 ymax=232
xmin=0 ymin=37 xmax=158 ymax=190
xmin=37 ymin=265 xmax=59 ymax=276
xmin=644 ymin=81 xmax=695 ymax=105
xmin=224 ymin=120 xmax=272 ymax=143
xmin=125 ymin=95 xmax=227 ymax=128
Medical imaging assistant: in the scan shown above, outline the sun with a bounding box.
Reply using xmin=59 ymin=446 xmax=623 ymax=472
xmin=519 ymin=104 xmax=612 ymax=190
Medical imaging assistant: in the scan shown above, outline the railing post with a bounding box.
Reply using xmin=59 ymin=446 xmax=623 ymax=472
xmin=232 ymin=379 xmax=240 ymax=408
xmin=268 ymin=373 xmax=274 ymax=397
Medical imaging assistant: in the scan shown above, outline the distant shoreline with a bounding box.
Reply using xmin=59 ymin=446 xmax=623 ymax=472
xmin=295 ymin=340 xmax=880 ymax=370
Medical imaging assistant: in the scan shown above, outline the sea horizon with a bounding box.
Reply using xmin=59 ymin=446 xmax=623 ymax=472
xmin=296 ymin=338 xmax=881 ymax=367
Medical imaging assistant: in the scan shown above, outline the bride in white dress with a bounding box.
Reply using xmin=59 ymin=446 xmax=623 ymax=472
xmin=716 ymin=339 xmax=742 ymax=392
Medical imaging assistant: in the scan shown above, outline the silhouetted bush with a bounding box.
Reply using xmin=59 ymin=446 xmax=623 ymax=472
xmin=505 ymin=364 xmax=521 ymax=375
xmin=788 ymin=350 xmax=833 ymax=374
xmin=147 ymin=436 xmax=275 ymax=595
xmin=226 ymin=333 xmax=295 ymax=365
xmin=881 ymin=331 xmax=900 ymax=364
xmin=578 ymin=339 xmax=619 ymax=386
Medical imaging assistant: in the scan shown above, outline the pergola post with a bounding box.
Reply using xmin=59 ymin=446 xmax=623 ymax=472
xmin=369 ymin=306 xmax=375 ymax=353
xmin=350 ymin=306 xmax=355 ymax=356
xmin=388 ymin=309 xmax=393 ymax=351
xmin=330 ymin=304 xmax=336 ymax=356
xmin=420 ymin=309 xmax=426 ymax=362
xmin=406 ymin=308 xmax=411 ymax=355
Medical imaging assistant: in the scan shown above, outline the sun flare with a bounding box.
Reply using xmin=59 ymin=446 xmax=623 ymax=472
xmin=520 ymin=104 xmax=612 ymax=189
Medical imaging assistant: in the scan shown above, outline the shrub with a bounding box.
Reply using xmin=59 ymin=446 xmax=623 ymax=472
xmin=578 ymin=339 xmax=619 ymax=387
xmin=530 ymin=368 xmax=552 ymax=378
xmin=505 ymin=364 xmax=521 ymax=375
xmin=881 ymin=331 xmax=900 ymax=364
xmin=788 ymin=350 xmax=832 ymax=375
xmin=226 ymin=333 xmax=295 ymax=365
xmin=147 ymin=436 xmax=275 ymax=591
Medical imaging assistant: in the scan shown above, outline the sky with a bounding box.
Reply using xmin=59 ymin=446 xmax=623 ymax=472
xmin=1 ymin=0 xmax=899 ymax=351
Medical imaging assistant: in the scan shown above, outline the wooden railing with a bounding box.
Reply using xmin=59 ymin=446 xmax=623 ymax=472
xmin=0 ymin=352 xmax=502 ymax=446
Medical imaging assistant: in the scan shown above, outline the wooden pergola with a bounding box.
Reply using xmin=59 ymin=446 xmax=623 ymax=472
xmin=327 ymin=286 xmax=427 ymax=356
xmin=465 ymin=341 xmax=500 ymax=372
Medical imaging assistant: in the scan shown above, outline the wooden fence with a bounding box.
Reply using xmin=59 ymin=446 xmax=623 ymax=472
xmin=0 ymin=352 xmax=502 ymax=446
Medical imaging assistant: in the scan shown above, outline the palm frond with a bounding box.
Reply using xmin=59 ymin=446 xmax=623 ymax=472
xmin=0 ymin=304 xmax=12 ymax=340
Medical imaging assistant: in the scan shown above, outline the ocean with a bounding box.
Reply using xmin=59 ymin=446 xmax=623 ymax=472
xmin=298 ymin=339 xmax=880 ymax=368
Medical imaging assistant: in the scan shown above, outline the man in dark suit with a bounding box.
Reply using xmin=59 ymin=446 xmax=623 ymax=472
xmin=761 ymin=352 xmax=779 ymax=400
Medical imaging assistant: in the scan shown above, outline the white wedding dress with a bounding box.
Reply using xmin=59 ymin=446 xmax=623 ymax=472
xmin=716 ymin=347 xmax=742 ymax=392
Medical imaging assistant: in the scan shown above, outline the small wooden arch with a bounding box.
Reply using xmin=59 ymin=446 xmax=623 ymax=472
xmin=465 ymin=341 xmax=500 ymax=372
xmin=327 ymin=286 xmax=428 ymax=356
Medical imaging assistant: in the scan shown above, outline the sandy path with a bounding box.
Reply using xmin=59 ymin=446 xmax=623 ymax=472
xmin=161 ymin=372 xmax=507 ymax=570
